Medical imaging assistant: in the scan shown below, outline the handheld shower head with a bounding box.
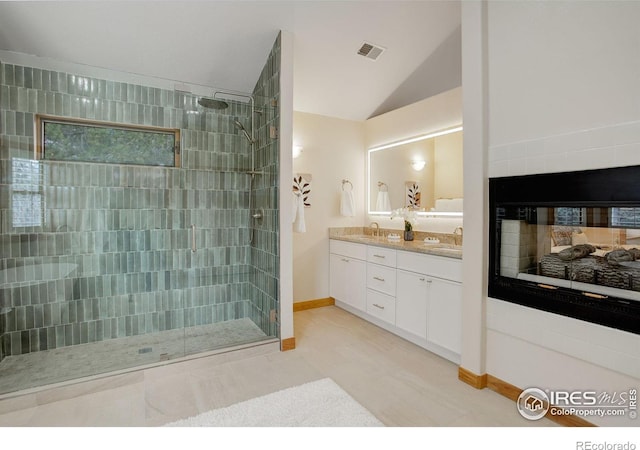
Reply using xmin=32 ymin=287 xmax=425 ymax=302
xmin=234 ymin=119 xmax=254 ymax=144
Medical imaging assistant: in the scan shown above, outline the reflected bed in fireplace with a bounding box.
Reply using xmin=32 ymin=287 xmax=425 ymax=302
xmin=489 ymin=165 xmax=640 ymax=335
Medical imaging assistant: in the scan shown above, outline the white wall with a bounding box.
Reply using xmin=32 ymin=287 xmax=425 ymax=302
xmin=292 ymin=112 xmax=366 ymax=302
xmin=465 ymin=1 xmax=640 ymax=426
xmin=370 ymin=26 xmax=462 ymax=118
xmin=365 ymin=87 xmax=462 ymax=149
xmin=488 ymin=1 xmax=640 ymax=149
xmin=460 ymin=0 xmax=488 ymax=377
xmin=279 ymin=31 xmax=295 ymax=343
xmin=434 ymin=132 xmax=463 ymax=200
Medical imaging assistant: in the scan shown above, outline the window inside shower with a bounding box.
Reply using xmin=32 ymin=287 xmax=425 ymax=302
xmin=36 ymin=115 xmax=181 ymax=167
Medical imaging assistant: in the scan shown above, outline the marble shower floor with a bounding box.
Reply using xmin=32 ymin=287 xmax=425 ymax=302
xmin=0 ymin=318 xmax=270 ymax=395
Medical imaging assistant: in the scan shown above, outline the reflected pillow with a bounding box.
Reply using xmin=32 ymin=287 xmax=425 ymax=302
xmin=551 ymin=226 xmax=582 ymax=246
xmin=571 ymin=232 xmax=589 ymax=246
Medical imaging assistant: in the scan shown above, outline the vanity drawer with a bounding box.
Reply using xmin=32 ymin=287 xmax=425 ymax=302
xmin=397 ymin=250 xmax=462 ymax=282
xmin=367 ymin=246 xmax=396 ymax=267
xmin=330 ymin=239 xmax=367 ymax=260
xmin=366 ymin=289 xmax=396 ymax=325
xmin=367 ymin=263 xmax=397 ymax=296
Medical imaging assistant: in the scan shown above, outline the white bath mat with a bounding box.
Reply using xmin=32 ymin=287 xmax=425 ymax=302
xmin=164 ymin=378 xmax=384 ymax=427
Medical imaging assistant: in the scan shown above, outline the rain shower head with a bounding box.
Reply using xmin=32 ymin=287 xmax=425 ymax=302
xmin=198 ymin=97 xmax=229 ymax=110
xmin=234 ymin=119 xmax=254 ymax=144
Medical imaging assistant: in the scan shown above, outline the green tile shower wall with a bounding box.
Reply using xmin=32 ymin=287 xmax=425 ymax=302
xmin=249 ymin=33 xmax=281 ymax=337
xmin=0 ymin=60 xmax=277 ymax=361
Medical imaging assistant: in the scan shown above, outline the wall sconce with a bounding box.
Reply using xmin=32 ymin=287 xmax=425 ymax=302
xmin=293 ymin=145 xmax=303 ymax=159
xmin=411 ymin=159 xmax=425 ymax=171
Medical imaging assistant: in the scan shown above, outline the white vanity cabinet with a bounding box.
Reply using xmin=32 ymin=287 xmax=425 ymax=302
xmin=329 ymin=239 xmax=462 ymax=364
xmin=396 ymin=250 xmax=462 ymax=361
xmin=329 ymin=240 xmax=367 ymax=311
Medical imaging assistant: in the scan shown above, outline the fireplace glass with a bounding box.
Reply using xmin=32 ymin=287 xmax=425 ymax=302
xmin=489 ymin=166 xmax=640 ymax=335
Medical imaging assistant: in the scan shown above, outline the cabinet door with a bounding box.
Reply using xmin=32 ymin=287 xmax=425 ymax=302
xmin=330 ymin=254 xmax=346 ymax=301
xmin=330 ymin=253 xmax=366 ymax=311
xmin=427 ymin=278 xmax=462 ymax=354
xmin=396 ymin=270 xmax=428 ymax=339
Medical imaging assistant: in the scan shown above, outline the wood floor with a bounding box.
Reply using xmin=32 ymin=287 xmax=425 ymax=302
xmin=0 ymin=306 xmax=555 ymax=427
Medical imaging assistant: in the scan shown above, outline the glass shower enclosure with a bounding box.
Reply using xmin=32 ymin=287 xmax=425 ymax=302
xmin=0 ymin=48 xmax=281 ymax=395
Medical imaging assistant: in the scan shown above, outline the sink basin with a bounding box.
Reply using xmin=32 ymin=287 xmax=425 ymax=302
xmin=423 ymin=242 xmax=460 ymax=248
xmin=434 ymin=247 xmax=462 ymax=253
xmin=343 ymin=234 xmax=382 ymax=242
xmin=428 ymin=246 xmax=463 ymax=257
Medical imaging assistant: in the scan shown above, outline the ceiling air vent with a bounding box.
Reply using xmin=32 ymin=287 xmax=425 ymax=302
xmin=357 ymin=42 xmax=385 ymax=61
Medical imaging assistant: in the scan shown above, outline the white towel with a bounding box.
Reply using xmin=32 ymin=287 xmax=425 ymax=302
xmin=292 ymin=192 xmax=306 ymax=233
xmin=340 ymin=190 xmax=355 ymax=217
xmin=375 ymin=191 xmax=391 ymax=211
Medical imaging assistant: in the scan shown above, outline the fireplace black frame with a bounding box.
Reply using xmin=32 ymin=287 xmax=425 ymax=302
xmin=489 ymin=165 xmax=640 ymax=335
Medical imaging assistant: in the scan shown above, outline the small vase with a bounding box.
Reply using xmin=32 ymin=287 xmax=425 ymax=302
xmin=404 ymin=230 xmax=414 ymax=241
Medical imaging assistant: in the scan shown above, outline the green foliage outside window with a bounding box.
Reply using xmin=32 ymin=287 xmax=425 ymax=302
xmin=40 ymin=117 xmax=179 ymax=167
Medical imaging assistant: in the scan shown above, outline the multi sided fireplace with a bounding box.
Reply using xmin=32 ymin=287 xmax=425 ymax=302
xmin=489 ymin=165 xmax=640 ymax=335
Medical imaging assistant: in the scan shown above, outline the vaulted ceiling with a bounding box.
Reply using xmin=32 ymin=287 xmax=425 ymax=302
xmin=0 ymin=1 xmax=461 ymax=121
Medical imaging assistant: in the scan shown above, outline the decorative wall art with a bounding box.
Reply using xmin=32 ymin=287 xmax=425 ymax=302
xmin=293 ymin=173 xmax=312 ymax=207
xmin=406 ymin=181 xmax=421 ymax=208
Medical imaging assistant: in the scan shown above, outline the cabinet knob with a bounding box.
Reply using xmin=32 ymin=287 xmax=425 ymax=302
xmin=419 ymin=277 xmax=425 ymax=281
xmin=373 ymin=254 xmax=385 ymax=259
xmin=342 ymin=258 xmax=349 ymax=263
xmin=373 ymin=276 xmax=385 ymax=282
xmin=372 ymin=303 xmax=385 ymax=310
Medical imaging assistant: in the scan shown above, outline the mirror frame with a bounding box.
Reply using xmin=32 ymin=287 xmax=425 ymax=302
xmin=367 ymin=125 xmax=464 ymax=217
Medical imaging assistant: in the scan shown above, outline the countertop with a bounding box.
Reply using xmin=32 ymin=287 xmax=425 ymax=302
xmin=330 ymin=234 xmax=462 ymax=259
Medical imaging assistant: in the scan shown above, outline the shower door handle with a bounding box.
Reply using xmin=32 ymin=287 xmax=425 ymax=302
xmin=191 ymin=224 xmax=197 ymax=253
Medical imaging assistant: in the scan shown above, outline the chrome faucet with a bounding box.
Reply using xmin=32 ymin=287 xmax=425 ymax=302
xmin=453 ymin=226 xmax=463 ymax=246
xmin=370 ymin=222 xmax=380 ymax=237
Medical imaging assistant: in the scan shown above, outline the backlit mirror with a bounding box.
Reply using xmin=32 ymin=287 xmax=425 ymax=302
xmin=367 ymin=126 xmax=463 ymax=216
